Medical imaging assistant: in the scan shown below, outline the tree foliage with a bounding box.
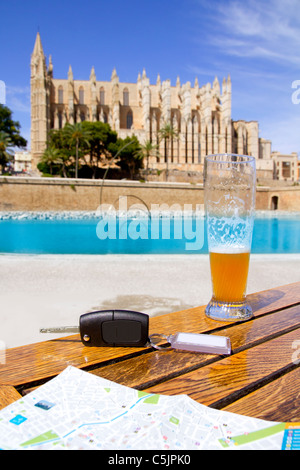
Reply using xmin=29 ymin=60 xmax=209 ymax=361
xmin=63 ymin=122 xmax=91 ymax=178
xmin=39 ymin=121 xmax=143 ymax=179
xmin=0 ymin=104 xmax=27 ymax=173
xmin=0 ymin=104 xmax=27 ymax=148
xmin=134 ymin=140 xmax=160 ymax=181
xmin=109 ymin=135 xmax=143 ymax=179
xmin=158 ymin=122 xmax=178 ymax=181
xmin=81 ymin=121 xmax=117 ymax=177
xmin=0 ymin=131 xmax=14 ymax=172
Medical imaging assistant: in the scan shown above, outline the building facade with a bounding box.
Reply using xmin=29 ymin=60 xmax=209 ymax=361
xmin=14 ymin=151 xmax=32 ymax=173
xmin=272 ymin=152 xmax=299 ymax=182
xmin=31 ymin=33 xmax=297 ymax=181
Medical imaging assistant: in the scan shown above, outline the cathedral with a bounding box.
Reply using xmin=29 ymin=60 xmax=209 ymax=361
xmin=31 ymin=32 xmax=275 ymax=177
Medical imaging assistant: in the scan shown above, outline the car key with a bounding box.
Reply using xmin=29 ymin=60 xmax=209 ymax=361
xmin=41 ymin=309 xmax=231 ymax=354
xmin=40 ymin=309 xmax=149 ymax=347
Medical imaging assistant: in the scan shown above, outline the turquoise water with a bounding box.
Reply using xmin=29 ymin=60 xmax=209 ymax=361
xmin=0 ymin=214 xmax=299 ymax=254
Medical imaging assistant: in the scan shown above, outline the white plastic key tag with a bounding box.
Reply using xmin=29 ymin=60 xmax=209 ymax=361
xmin=149 ymin=332 xmax=231 ymax=355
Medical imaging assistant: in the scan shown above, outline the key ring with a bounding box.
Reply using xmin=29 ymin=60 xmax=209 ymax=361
xmin=148 ymin=333 xmax=173 ymax=350
xmin=149 ymin=332 xmax=231 ymax=355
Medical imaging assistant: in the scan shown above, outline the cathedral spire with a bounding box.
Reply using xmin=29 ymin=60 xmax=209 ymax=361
xmin=227 ymin=74 xmax=231 ymax=93
xmin=90 ymin=66 xmax=96 ymax=82
xmin=32 ymin=32 xmax=44 ymax=58
xmin=213 ymin=76 xmax=220 ymax=94
xmin=111 ymin=68 xmax=118 ymax=81
xmin=31 ymin=32 xmax=46 ymax=78
xmin=30 ymin=32 xmax=49 ymax=169
xmin=48 ymin=55 xmax=53 ymax=77
xmin=68 ymin=65 xmax=73 ymax=81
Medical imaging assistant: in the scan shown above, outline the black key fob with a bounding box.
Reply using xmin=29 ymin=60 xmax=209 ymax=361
xmin=79 ymin=310 xmax=149 ymax=347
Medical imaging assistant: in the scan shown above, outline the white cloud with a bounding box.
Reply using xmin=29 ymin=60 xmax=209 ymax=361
xmin=6 ymin=85 xmax=30 ymax=114
xmin=190 ymin=0 xmax=300 ymax=154
xmin=0 ymin=80 xmax=5 ymax=105
xmin=3 ymin=85 xmax=31 ymax=149
xmin=214 ymin=0 xmax=300 ymax=65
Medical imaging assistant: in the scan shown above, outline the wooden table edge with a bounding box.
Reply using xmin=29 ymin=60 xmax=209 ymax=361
xmin=0 ymin=281 xmax=299 ymax=411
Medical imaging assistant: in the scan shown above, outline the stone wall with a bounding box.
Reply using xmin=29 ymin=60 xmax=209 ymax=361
xmin=0 ymin=176 xmax=299 ymax=212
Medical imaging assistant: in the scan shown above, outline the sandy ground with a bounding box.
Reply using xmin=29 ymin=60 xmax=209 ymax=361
xmin=0 ymin=253 xmax=299 ymax=348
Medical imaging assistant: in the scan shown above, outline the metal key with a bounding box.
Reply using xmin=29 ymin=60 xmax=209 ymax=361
xmin=40 ymin=309 xmax=149 ymax=347
xmin=41 ymin=309 xmax=231 ymax=355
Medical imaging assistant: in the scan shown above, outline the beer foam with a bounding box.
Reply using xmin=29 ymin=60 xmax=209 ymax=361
xmin=206 ymin=214 xmax=254 ymax=252
xmin=209 ymin=245 xmax=250 ymax=254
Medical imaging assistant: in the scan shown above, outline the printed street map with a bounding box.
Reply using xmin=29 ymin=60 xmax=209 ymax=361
xmin=0 ymin=366 xmax=297 ymax=450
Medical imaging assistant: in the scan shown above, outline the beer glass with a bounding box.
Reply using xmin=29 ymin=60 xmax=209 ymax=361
xmin=204 ymin=154 xmax=256 ymax=321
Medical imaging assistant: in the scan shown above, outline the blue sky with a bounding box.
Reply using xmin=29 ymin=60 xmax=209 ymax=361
xmin=1 ymin=0 xmax=300 ymax=155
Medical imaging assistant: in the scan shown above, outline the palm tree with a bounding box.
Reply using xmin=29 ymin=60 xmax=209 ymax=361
xmin=158 ymin=122 xmax=178 ymax=181
xmin=134 ymin=140 xmax=160 ymax=181
xmin=63 ymin=123 xmax=91 ymax=178
xmin=0 ymin=131 xmax=13 ymax=173
xmin=40 ymin=147 xmax=64 ymax=175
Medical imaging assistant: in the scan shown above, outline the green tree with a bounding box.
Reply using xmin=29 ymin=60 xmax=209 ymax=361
xmin=45 ymin=128 xmax=74 ymax=177
xmin=110 ymin=136 xmax=143 ymax=179
xmin=0 ymin=104 xmax=27 ymax=148
xmin=158 ymin=122 xmax=178 ymax=181
xmin=0 ymin=131 xmax=14 ymax=172
xmin=38 ymin=147 xmax=66 ymax=176
xmin=81 ymin=121 xmax=117 ymax=177
xmin=134 ymin=140 xmax=160 ymax=181
xmin=63 ymin=122 xmax=91 ymax=178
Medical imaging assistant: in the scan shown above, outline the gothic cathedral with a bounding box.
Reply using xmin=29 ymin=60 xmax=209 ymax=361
xmin=30 ymin=32 xmax=270 ymax=173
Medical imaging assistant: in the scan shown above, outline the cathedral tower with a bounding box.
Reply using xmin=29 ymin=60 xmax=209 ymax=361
xmin=30 ymin=32 xmax=51 ymax=168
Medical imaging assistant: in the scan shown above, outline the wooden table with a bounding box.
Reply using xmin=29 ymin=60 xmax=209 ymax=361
xmin=1 ymin=282 xmax=300 ymax=424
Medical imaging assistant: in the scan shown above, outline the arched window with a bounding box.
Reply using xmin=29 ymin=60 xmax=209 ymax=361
xmin=271 ymin=196 xmax=278 ymax=210
xmin=80 ymin=111 xmax=85 ymax=122
xmin=79 ymin=87 xmax=84 ymax=105
xmin=126 ymin=111 xmax=133 ymax=129
xmin=100 ymin=87 xmax=105 ymax=105
xmin=58 ymin=86 xmax=63 ymax=104
xmin=123 ymin=88 xmax=129 ymax=106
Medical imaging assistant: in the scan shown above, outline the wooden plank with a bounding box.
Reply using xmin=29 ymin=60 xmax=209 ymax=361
xmin=0 ymin=303 xmax=209 ymax=387
xmin=0 ymin=283 xmax=299 ymax=388
xmin=221 ymin=368 xmax=300 ymax=422
xmin=149 ymin=282 xmax=300 ymax=336
xmin=0 ymin=336 xmax=149 ymax=387
xmin=144 ymin=329 xmax=300 ymax=411
xmin=80 ymin=304 xmax=300 ymax=390
xmin=1 ymin=300 xmax=297 ymax=389
xmin=248 ymin=281 xmax=300 ymax=315
xmin=0 ymin=386 xmax=22 ymax=410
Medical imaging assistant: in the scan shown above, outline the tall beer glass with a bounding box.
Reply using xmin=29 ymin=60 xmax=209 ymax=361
xmin=204 ymin=154 xmax=256 ymax=321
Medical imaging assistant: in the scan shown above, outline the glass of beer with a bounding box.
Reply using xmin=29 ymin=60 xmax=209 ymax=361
xmin=204 ymin=154 xmax=256 ymax=321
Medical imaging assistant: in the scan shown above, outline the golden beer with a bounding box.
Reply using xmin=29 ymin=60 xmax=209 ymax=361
xmin=209 ymin=249 xmax=250 ymax=303
xmin=204 ymin=153 xmax=256 ymax=321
